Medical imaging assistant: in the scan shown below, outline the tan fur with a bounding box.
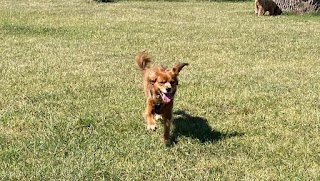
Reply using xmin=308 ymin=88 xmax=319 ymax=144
xmin=135 ymin=51 xmax=188 ymax=144
xmin=255 ymin=0 xmax=282 ymax=16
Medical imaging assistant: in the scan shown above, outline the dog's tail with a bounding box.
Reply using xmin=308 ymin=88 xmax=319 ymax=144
xmin=135 ymin=51 xmax=151 ymax=71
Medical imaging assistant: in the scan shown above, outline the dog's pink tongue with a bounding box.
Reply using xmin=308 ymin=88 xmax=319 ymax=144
xmin=161 ymin=93 xmax=171 ymax=103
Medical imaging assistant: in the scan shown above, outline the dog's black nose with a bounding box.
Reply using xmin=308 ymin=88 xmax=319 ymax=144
xmin=166 ymin=88 xmax=172 ymax=93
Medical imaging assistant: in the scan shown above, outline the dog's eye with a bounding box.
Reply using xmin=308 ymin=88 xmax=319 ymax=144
xmin=159 ymin=81 xmax=165 ymax=84
xmin=170 ymin=81 xmax=175 ymax=84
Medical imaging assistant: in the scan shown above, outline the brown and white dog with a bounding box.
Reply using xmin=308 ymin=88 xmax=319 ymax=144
xmin=255 ymin=0 xmax=282 ymax=16
xmin=135 ymin=51 xmax=188 ymax=143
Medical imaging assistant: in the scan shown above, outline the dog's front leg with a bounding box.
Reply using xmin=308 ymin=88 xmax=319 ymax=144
xmin=162 ymin=110 xmax=172 ymax=143
xmin=144 ymin=98 xmax=157 ymax=131
xmin=258 ymin=7 xmax=265 ymax=16
xmin=255 ymin=3 xmax=259 ymax=14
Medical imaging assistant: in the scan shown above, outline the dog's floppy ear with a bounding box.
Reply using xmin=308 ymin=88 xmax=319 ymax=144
xmin=172 ymin=63 xmax=189 ymax=75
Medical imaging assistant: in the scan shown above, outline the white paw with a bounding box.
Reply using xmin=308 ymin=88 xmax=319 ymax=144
xmin=146 ymin=124 xmax=158 ymax=131
xmin=154 ymin=114 xmax=163 ymax=121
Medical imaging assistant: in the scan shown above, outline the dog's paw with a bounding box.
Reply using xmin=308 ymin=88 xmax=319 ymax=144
xmin=146 ymin=124 xmax=158 ymax=131
xmin=154 ymin=114 xmax=163 ymax=121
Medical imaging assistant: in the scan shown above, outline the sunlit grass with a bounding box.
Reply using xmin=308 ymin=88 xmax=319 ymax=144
xmin=0 ymin=0 xmax=319 ymax=180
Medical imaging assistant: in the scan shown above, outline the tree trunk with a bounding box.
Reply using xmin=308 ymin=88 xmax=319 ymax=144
xmin=274 ymin=0 xmax=320 ymax=13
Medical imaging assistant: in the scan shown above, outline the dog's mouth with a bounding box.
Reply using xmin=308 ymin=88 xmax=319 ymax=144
xmin=160 ymin=91 xmax=172 ymax=104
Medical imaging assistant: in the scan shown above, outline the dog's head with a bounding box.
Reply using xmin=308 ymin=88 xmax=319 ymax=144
xmin=275 ymin=6 xmax=283 ymax=15
xmin=147 ymin=63 xmax=188 ymax=104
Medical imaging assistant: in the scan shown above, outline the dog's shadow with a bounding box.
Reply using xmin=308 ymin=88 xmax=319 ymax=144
xmin=170 ymin=110 xmax=244 ymax=145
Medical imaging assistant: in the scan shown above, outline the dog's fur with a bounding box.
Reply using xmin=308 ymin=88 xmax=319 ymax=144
xmin=255 ymin=0 xmax=282 ymax=16
xmin=135 ymin=51 xmax=188 ymax=143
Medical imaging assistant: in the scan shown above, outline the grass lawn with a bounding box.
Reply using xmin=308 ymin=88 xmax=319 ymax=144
xmin=0 ymin=0 xmax=320 ymax=180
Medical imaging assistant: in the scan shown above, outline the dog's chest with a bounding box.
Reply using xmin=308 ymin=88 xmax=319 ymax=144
xmin=153 ymin=102 xmax=163 ymax=114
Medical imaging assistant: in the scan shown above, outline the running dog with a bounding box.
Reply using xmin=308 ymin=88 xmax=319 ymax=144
xmin=135 ymin=51 xmax=188 ymax=144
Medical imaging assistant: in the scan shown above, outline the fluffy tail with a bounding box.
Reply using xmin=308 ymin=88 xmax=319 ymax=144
xmin=135 ymin=51 xmax=151 ymax=71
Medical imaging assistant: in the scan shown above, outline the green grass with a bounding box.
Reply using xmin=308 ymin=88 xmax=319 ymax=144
xmin=1 ymin=0 xmax=320 ymax=180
